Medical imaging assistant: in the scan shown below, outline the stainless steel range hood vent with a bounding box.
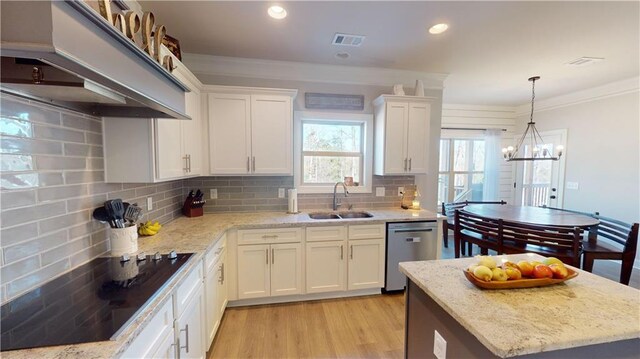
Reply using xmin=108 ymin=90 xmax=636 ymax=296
xmin=0 ymin=1 xmax=190 ymax=120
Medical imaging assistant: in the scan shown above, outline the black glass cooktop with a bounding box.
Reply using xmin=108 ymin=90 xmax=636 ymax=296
xmin=1 ymin=253 xmax=193 ymax=351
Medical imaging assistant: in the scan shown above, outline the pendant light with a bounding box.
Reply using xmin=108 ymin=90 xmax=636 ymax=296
xmin=502 ymin=76 xmax=564 ymax=161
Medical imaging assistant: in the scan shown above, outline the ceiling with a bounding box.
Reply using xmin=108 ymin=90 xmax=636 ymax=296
xmin=142 ymin=1 xmax=639 ymax=106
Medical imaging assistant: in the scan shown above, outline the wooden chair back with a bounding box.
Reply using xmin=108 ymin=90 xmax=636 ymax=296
xmin=443 ymin=200 xmax=506 ymax=225
xmin=453 ymin=209 xmax=503 ymax=257
xmin=592 ymin=215 xmax=639 ymax=254
xmin=501 ymin=221 xmax=582 ymax=266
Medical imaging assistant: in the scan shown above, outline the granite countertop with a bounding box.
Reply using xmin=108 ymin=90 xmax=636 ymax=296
xmin=5 ymin=208 xmax=442 ymax=359
xmin=399 ymin=253 xmax=640 ymax=358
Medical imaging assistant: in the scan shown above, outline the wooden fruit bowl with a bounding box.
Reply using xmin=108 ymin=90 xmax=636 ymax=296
xmin=463 ymin=268 xmax=578 ymax=289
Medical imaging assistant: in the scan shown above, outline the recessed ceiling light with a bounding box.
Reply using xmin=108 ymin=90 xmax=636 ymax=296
xmin=335 ymin=52 xmax=350 ymax=60
xmin=268 ymin=5 xmax=287 ymax=19
xmin=429 ymin=23 xmax=449 ymax=34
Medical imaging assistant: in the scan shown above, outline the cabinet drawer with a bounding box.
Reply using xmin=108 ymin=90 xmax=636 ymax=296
xmin=176 ymin=263 xmax=203 ymax=318
xmin=206 ymin=233 xmax=227 ymax=272
xmin=348 ymin=224 xmax=385 ymax=240
xmin=238 ymin=227 xmax=302 ymax=245
xmin=120 ymin=298 xmax=174 ymax=358
xmin=306 ymin=226 xmax=347 ymax=242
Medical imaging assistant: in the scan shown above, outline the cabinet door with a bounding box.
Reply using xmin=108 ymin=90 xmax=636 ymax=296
xmin=250 ymin=95 xmax=292 ymax=175
xmin=347 ymin=238 xmax=385 ymax=290
xmin=406 ymin=102 xmax=430 ymax=174
xmin=182 ymin=86 xmax=202 ymax=176
xmin=237 ymin=244 xmax=271 ymax=299
xmin=217 ymin=257 xmax=228 ymax=318
xmin=155 ymin=118 xmax=185 ymax=179
xmin=205 ymin=259 xmax=221 ymax=349
xmin=306 ymin=241 xmax=346 ymax=293
xmin=176 ymin=285 xmax=205 ymax=359
xmin=208 ymin=94 xmax=251 ymax=174
xmin=151 ymin=330 xmax=177 ymax=359
xmin=270 ymin=243 xmax=303 ymax=296
xmin=384 ymin=102 xmax=409 ymax=174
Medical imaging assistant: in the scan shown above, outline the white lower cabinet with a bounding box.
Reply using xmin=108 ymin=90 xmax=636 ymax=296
xmin=176 ymin=284 xmax=205 ymax=359
xmin=237 ymin=243 xmax=303 ymax=299
xmin=204 ymin=237 xmax=227 ymax=351
xmin=306 ymin=241 xmax=346 ymax=293
xmin=270 ymin=243 xmax=303 ymax=296
xmin=347 ymin=238 xmax=385 ymax=290
xmin=120 ymin=263 xmax=209 ymax=359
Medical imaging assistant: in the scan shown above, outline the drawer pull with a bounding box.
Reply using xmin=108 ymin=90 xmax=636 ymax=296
xmin=180 ymin=324 xmax=189 ymax=353
xmin=340 ymin=245 xmax=344 ymax=260
xmin=262 ymin=234 xmax=279 ymax=239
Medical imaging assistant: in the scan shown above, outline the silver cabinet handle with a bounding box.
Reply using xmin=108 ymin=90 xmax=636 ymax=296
xmin=247 ymin=157 xmax=250 ymax=173
xmin=409 ymin=158 xmax=412 ymax=171
xmin=262 ymin=234 xmax=278 ymax=239
xmin=218 ymin=263 xmax=224 ymax=284
xmin=271 ymin=248 xmax=275 ymax=264
xmin=180 ymin=324 xmax=189 ymax=353
xmin=404 ymin=158 xmax=407 ymax=171
xmin=252 ymin=156 xmax=256 ymax=172
xmin=187 ymin=154 xmax=191 ymax=173
xmin=340 ymin=245 xmax=343 ymax=260
xmin=183 ymin=155 xmax=189 ymax=172
xmin=350 ymin=245 xmax=353 ymax=259
xmin=266 ymin=248 xmax=269 ymax=264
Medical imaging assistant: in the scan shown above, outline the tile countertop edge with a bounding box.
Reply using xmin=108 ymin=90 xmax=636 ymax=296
xmin=399 ymin=257 xmax=640 ymax=358
xmin=3 ymin=208 xmax=441 ymax=358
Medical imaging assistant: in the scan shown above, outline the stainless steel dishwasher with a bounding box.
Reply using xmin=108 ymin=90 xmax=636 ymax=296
xmin=385 ymin=221 xmax=438 ymax=291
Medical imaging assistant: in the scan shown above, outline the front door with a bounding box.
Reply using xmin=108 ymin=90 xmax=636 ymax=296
xmin=514 ymin=129 xmax=567 ymax=207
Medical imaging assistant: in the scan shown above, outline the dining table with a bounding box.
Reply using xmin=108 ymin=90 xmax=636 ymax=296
xmin=463 ymin=204 xmax=599 ymax=228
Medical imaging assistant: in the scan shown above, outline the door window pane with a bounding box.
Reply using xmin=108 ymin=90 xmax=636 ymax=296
xmin=454 ymin=173 xmax=469 ymax=200
xmin=453 ymin=140 xmax=468 ymax=171
xmin=472 ymin=140 xmax=485 ymax=171
xmin=437 ymin=174 xmax=449 ymax=206
xmin=439 ymin=140 xmax=450 ymax=172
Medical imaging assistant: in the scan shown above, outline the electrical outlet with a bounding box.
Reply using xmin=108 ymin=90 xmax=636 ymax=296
xmin=376 ymin=187 xmax=385 ymax=197
xmin=566 ymin=182 xmax=579 ymax=190
xmin=278 ymin=188 xmax=285 ymax=198
xmin=398 ymin=187 xmax=404 ymax=196
xmin=210 ymin=189 xmax=218 ymax=199
xmin=147 ymin=197 xmax=153 ymax=211
xmin=433 ymin=330 xmax=447 ymax=359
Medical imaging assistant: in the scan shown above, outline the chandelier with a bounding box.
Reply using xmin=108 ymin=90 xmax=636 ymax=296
xmin=502 ymin=76 xmax=564 ymax=161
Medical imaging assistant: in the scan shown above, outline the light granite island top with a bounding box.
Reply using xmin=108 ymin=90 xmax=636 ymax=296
xmin=400 ymin=253 xmax=640 ymax=358
xmin=3 ymin=208 xmax=442 ymax=359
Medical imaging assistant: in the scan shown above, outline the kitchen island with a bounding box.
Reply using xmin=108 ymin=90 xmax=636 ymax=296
xmin=400 ymin=254 xmax=640 ymax=358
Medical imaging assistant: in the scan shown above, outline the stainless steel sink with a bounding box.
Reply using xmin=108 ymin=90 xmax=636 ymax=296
xmin=307 ymin=211 xmax=373 ymax=220
xmin=338 ymin=211 xmax=373 ymax=219
xmin=308 ymin=212 xmax=340 ymax=220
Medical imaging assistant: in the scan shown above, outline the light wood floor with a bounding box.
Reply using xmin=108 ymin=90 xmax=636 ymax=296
xmin=207 ymin=293 xmax=405 ymax=359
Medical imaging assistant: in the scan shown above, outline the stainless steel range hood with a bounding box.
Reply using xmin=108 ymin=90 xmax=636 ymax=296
xmin=0 ymin=1 xmax=190 ymax=119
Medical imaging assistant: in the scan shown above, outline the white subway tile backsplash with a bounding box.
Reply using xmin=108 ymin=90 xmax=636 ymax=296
xmin=33 ymin=125 xmax=85 ymax=143
xmin=1 ymin=96 xmax=185 ymax=305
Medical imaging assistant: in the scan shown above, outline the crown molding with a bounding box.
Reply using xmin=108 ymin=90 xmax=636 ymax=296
xmin=443 ymin=103 xmax=517 ymax=113
xmin=183 ymin=53 xmax=448 ymax=89
xmin=515 ymin=76 xmax=640 ymax=116
xmin=202 ymin=85 xmax=298 ymax=97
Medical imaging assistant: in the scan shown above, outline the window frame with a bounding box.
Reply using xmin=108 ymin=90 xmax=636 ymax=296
xmin=438 ymin=134 xmax=485 ymax=206
xmin=294 ymin=111 xmax=373 ymax=194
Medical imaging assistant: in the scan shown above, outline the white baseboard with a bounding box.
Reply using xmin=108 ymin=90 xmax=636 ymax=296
xmin=227 ymin=288 xmax=382 ymax=307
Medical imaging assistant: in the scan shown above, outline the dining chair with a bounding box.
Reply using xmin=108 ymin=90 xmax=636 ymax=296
xmin=443 ymin=200 xmax=506 ymax=256
xmin=453 ymin=209 xmax=503 ymax=258
xmin=582 ymin=215 xmax=639 ymax=286
xmin=501 ymin=221 xmax=583 ymax=267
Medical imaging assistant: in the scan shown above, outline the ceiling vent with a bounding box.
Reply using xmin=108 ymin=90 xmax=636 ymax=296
xmin=565 ymin=57 xmax=605 ymax=67
xmin=332 ymin=33 xmax=365 ymax=47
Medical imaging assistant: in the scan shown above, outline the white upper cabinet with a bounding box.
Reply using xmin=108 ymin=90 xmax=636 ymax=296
xmin=103 ymin=55 xmax=203 ymax=183
xmin=373 ymin=95 xmax=433 ymax=175
xmin=206 ymin=87 xmax=297 ymax=176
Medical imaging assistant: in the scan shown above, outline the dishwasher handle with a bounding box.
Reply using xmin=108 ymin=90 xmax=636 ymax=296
xmin=392 ymin=228 xmax=434 ymax=233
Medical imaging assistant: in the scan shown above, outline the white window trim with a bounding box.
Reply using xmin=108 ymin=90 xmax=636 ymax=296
xmin=294 ymin=111 xmax=373 ymax=194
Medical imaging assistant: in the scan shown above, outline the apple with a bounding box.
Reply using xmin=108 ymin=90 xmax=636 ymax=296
xmin=473 ymin=265 xmax=493 ymax=281
xmin=530 ymin=261 xmax=543 ymax=267
xmin=491 ymin=268 xmax=509 ymax=282
xmin=516 ymin=261 xmax=534 ymax=277
xmin=532 ymin=264 xmax=554 ymax=279
xmin=504 ymin=267 xmax=522 ymax=280
xmin=543 ymin=257 xmax=564 ymax=266
xmin=549 ymin=264 xmax=569 ymax=279
xmin=476 ymin=255 xmax=497 ymax=269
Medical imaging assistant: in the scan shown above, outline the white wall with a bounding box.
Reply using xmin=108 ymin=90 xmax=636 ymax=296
xmin=441 ymin=105 xmax=517 ymax=203
xmin=515 ymin=89 xmax=639 ymax=225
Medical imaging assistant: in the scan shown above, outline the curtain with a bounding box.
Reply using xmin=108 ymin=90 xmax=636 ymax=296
xmin=483 ymin=129 xmax=502 ymax=201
